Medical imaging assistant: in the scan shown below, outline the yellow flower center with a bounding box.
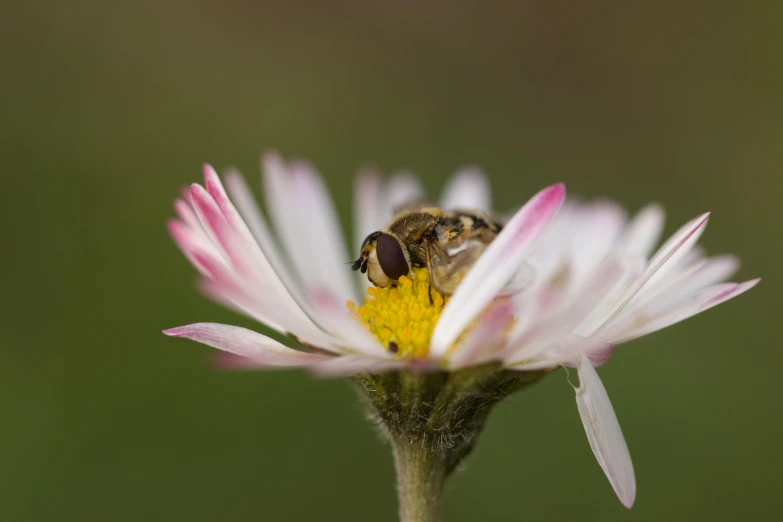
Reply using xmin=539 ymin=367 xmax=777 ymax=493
xmin=347 ymin=268 xmax=447 ymax=358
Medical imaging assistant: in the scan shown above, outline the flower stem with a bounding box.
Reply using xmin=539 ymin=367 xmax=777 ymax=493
xmin=392 ymin=439 xmax=446 ymax=522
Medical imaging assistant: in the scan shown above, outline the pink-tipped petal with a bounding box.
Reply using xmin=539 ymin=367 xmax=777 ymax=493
xmin=174 ymin=198 xmax=205 ymax=234
xmin=203 ymin=164 xmax=244 ymax=232
xmin=167 ymin=219 xmax=228 ymax=278
xmin=606 ymin=278 xmax=760 ymax=343
xmin=629 ymin=254 xmax=740 ymax=314
xmin=189 ymin=182 xmax=240 ymax=267
xmin=431 ymin=183 xmax=566 ymax=356
xmin=439 ymin=167 xmax=491 ymax=212
xmin=164 ymin=323 xmax=329 ymax=366
xmin=588 ymin=213 xmax=710 ymax=335
xmin=635 ymin=213 xmax=711 ymax=297
xmin=204 ymin=164 xmax=288 ymax=278
xmin=186 ymin=175 xmax=326 ymax=341
xmin=574 ymin=355 xmax=636 ymax=509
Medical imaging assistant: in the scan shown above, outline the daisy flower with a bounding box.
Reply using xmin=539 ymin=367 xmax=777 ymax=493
xmin=165 ymin=152 xmax=758 ymax=518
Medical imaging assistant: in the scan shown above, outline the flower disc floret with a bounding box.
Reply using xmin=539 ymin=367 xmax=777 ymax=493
xmin=349 ymin=268 xmax=447 ymax=358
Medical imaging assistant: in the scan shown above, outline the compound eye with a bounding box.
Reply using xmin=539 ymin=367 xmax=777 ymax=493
xmin=376 ymin=233 xmax=409 ymax=280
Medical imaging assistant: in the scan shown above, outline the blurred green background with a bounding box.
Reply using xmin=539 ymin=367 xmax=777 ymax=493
xmin=1 ymin=1 xmax=780 ymax=520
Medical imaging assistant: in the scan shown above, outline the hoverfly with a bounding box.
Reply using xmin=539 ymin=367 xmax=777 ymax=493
xmin=351 ymin=203 xmax=504 ymax=297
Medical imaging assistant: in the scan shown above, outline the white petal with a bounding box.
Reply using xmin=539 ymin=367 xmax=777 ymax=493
xmin=190 ymin=167 xmax=333 ymax=345
xmin=307 ymin=289 xmax=392 ymax=358
xmin=439 ymin=167 xmax=491 ymax=212
xmin=567 ymin=202 xmax=627 ymax=290
xmin=603 ymin=278 xmax=760 ymax=343
xmin=634 ymin=213 xmax=710 ymax=298
xmin=307 ymin=354 xmax=406 ymax=377
xmin=222 ymin=168 xmax=301 ymax=300
xmin=386 ymin=171 xmax=425 ymax=217
xmin=289 ymin=160 xmax=359 ymax=302
xmin=170 ymin=213 xmax=306 ymax=335
xmin=586 ymin=213 xmax=710 ymax=335
xmin=627 ymin=254 xmax=739 ymax=314
xmin=353 ymin=168 xmax=385 ymax=292
xmin=617 ymin=204 xmax=665 ymax=259
xmin=448 ymin=299 xmax=514 ymax=370
xmin=167 ymin=219 xmax=230 ymax=278
xmin=353 ymin=167 xmax=385 ymax=253
xmin=164 ymin=323 xmax=329 ymax=366
xmin=569 ymin=259 xmax=640 ymax=338
xmin=574 ymin=355 xmax=636 ymax=509
xmin=262 ymin=154 xmax=358 ymax=303
xmin=508 ymin=259 xmax=631 ymax=365
xmin=196 ymin=276 xmax=341 ymax=351
xmin=173 ymin=198 xmax=207 ymax=237
xmin=430 ymin=184 xmax=566 ymax=356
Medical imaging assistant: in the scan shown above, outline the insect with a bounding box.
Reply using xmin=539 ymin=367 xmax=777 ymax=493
xmin=351 ymin=204 xmax=503 ymax=296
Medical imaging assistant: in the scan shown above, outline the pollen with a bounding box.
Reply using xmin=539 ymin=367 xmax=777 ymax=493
xmin=347 ymin=268 xmax=447 ymax=358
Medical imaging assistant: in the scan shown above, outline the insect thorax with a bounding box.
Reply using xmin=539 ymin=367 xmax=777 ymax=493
xmin=387 ymin=212 xmax=442 ymax=266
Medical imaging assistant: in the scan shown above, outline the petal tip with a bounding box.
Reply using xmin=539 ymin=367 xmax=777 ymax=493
xmin=162 ymin=327 xmax=183 ymax=337
xmin=744 ymin=277 xmax=762 ymax=289
xmin=544 ymin=182 xmax=566 ymax=197
xmin=357 ymin=166 xmax=381 ymax=182
xmin=189 ymin=183 xmax=205 ymax=197
xmin=542 ymin=183 xmax=567 ymax=207
xmin=261 ymin=150 xmax=283 ymax=169
xmin=165 ymin=218 xmax=184 ymax=237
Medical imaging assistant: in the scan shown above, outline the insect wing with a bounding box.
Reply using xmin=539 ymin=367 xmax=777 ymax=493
xmin=499 ymin=261 xmax=536 ymax=295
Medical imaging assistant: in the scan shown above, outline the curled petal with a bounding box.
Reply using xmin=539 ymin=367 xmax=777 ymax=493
xmin=574 ymin=355 xmax=636 ymax=509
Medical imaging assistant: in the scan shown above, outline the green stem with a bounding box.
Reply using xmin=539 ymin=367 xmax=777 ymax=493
xmin=392 ymin=439 xmax=446 ymax=522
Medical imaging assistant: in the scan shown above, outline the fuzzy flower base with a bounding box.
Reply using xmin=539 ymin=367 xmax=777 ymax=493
xmin=357 ymin=367 xmax=546 ymax=522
